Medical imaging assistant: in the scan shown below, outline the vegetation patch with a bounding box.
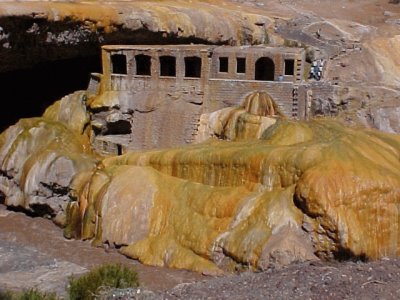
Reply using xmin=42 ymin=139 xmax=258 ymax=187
xmin=0 ymin=289 xmax=58 ymax=300
xmin=68 ymin=263 xmax=139 ymax=300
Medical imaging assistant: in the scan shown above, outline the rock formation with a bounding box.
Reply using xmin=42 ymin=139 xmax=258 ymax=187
xmin=0 ymin=0 xmax=272 ymax=73
xmin=1 ymin=1 xmax=400 ymax=133
xmin=1 ymin=0 xmax=400 ymax=275
xmin=0 ymin=91 xmax=389 ymax=274
xmin=0 ymin=91 xmax=97 ymax=221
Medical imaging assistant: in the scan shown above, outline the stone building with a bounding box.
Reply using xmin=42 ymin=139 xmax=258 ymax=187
xmin=88 ymin=45 xmax=337 ymax=154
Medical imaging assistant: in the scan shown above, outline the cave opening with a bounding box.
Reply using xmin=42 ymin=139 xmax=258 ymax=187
xmin=0 ymin=20 xmax=220 ymax=134
xmin=0 ymin=55 xmax=102 ymax=132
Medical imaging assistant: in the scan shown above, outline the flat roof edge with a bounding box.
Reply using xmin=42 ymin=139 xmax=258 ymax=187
xmin=102 ymin=44 xmax=305 ymax=53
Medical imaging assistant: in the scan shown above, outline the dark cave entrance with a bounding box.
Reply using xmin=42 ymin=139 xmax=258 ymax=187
xmin=0 ymin=55 xmax=102 ymax=132
xmin=0 ymin=18 xmax=219 ymax=134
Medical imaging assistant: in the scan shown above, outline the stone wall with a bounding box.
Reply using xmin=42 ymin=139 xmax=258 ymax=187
xmin=90 ymin=45 xmax=338 ymax=152
xmin=207 ymin=79 xmax=296 ymax=117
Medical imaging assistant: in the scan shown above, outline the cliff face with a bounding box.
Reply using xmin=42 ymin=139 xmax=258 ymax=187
xmin=0 ymin=1 xmax=271 ymax=73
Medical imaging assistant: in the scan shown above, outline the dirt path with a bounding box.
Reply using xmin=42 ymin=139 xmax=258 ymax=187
xmin=160 ymin=259 xmax=400 ymax=299
xmin=0 ymin=205 xmax=206 ymax=297
xmin=2 ymin=206 xmax=400 ymax=300
xmin=106 ymin=259 xmax=400 ymax=299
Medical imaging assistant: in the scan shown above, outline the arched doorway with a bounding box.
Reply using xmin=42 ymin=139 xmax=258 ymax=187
xmin=255 ymin=57 xmax=275 ymax=81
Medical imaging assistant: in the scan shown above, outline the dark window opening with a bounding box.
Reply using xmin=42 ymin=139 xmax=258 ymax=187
xmin=111 ymin=54 xmax=127 ymax=75
xmin=255 ymin=57 xmax=275 ymax=81
xmin=184 ymin=56 xmax=202 ymax=78
xmin=105 ymin=120 xmax=132 ymax=135
xmin=285 ymin=59 xmax=295 ymax=76
xmin=237 ymin=57 xmax=246 ymax=73
xmin=0 ymin=191 xmax=5 ymax=205
xmin=219 ymin=57 xmax=229 ymax=73
xmin=135 ymin=54 xmax=151 ymax=76
xmin=160 ymin=56 xmax=176 ymax=77
xmin=117 ymin=144 xmax=123 ymax=155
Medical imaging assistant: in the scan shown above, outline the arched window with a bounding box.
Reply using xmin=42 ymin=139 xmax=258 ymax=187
xmin=160 ymin=56 xmax=176 ymax=77
xmin=135 ymin=54 xmax=151 ymax=75
xmin=184 ymin=56 xmax=202 ymax=78
xmin=255 ymin=57 xmax=275 ymax=81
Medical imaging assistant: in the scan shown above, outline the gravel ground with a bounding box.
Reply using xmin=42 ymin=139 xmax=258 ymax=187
xmin=107 ymin=259 xmax=400 ymax=300
xmin=2 ymin=205 xmax=400 ymax=300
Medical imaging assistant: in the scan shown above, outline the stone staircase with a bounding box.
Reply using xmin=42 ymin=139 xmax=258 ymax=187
xmin=292 ymin=85 xmax=299 ymax=119
xmin=295 ymin=59 xmax=303 ymax=82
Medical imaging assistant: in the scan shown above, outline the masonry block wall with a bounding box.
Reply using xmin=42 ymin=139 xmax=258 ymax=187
xmin=207 ymin=80 xmax=295 ymax=116
xmin=91 ymin=45 xmax=333 ymax=152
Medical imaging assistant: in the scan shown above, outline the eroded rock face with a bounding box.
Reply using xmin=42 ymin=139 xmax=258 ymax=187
xmin=2 ymin=85 xmax=400 ymax=274
xmin=1 ymin=0 xmax=400 ymax=276
xmin=195 ymin=92 xmax=282 ymax=142
xmin=64 ymin=105 xmax=400 ymax=273
xmin=0 ymin=91 xmax=97 ymax=219
xmin=0 ymin=1 xmax=271 ymax=73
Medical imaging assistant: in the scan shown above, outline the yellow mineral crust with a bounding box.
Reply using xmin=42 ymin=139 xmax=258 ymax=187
xmin=68 ymin=119 xmax=400 ymax=272
xmin=195 ymin=92 xmax=283 ymax=142
xmin=0 ymin=91 xmax=97 ymax=214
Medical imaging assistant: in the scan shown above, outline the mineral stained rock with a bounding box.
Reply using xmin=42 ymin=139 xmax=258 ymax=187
xmin=195 ymin=92 xmax=283 ymax=142
xmin=2 ymin=87 xmax=400 ymax=273
xmin=0 ymin=91 xmax=97 ymax=219
xmin=65 ymin=110 xmax=400 ymax=273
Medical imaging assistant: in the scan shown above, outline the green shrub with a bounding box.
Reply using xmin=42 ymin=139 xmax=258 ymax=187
xmin=68 ymin=263 xmax=139 ymax=300
xmin=0 ymin=289 xmax=58 ymax=300
xmin=0 ymin=290 xmax=13 ymax=300
xmin=283 ymin=39 xmax=298 ymax=47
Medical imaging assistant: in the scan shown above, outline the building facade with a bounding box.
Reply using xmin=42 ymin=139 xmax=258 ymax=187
xmin=88 ymin=45 xmax=336 ymax=154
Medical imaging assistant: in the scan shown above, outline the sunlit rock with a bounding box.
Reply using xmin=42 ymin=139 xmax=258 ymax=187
xmin=3 ymin=84 xmax=400 ymax=273
xmin=0 ymin=91 xmax=97 ymax=219
xmin=195 ymin=92 xmax=282 ymax=143
xmin=64 ymin=108 xmax=400 ymax=272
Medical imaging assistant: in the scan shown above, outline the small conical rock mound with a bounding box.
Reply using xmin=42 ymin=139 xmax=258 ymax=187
xmin=241 ymin=91 xmax=284 ymax=117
